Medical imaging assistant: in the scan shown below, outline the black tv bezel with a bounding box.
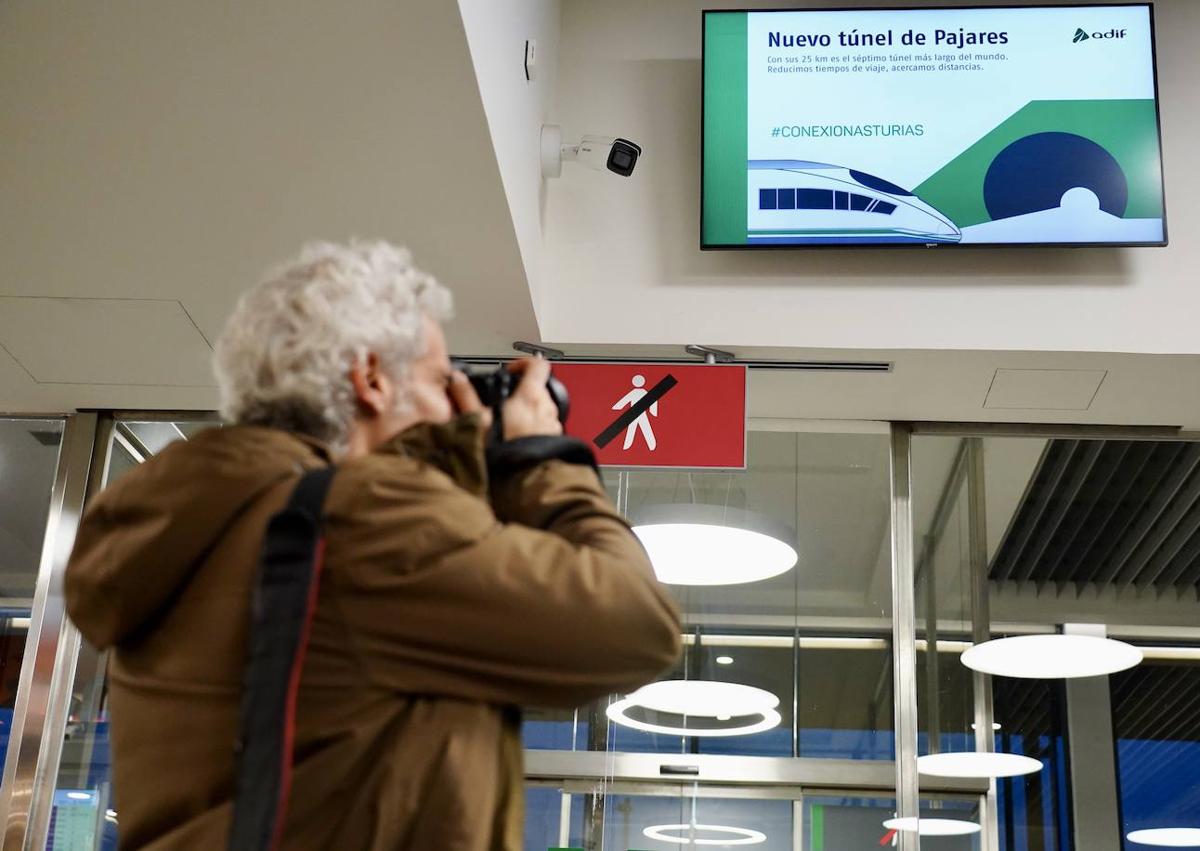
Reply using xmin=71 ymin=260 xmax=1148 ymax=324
xmin=699 ymin=3 xmax=1169 ymax=250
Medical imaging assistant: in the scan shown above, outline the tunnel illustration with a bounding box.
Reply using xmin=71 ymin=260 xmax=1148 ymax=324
xmin=982 ymin=131 xmax=1129 ymax=222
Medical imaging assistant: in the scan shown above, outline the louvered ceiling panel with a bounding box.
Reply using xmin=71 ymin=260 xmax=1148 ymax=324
xmin=990 ymin=440 xmax=1200 ymax=594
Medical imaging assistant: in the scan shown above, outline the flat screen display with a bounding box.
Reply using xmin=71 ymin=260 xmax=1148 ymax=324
xmin=702 ymin=4 xmax=1166 ymax=248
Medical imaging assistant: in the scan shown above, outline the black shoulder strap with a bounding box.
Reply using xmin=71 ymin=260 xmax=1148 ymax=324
xmin=228 ymin=465 xmax=336 ymax=851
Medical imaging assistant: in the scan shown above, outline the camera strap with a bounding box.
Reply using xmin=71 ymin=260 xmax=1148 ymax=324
xmin=228 ymin=464 xmax=336 ymax=851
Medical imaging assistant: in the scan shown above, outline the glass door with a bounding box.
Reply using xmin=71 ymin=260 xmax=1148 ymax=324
xmin=0 ymin=419 xmax=65 ymax=770
xmin=43 ymin=417 xmax=215 ymax=851
xmin=525 ymin=426 xmax=899 ymax=764
xmin=522 ymin=779 xmax=983 ymax=851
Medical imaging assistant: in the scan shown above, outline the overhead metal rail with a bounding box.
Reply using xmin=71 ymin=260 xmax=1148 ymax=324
xmin=457 ymin=353 xmax=894 ymax=372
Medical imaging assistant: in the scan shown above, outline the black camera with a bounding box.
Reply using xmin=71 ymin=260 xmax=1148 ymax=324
xmin=606 ymin=139 xmax=642 ymax=177
xmin=454 ymin=361 xmax=570 ymax=440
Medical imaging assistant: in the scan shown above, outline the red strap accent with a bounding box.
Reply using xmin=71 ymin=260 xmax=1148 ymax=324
xmin=267 ymin=537 xmax=327 ymax=851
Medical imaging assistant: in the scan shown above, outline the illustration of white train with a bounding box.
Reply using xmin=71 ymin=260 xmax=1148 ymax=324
xmin=746 ymin=160 xmax=961 ymax=245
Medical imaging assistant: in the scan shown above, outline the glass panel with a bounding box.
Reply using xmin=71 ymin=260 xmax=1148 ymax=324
xmin=49 ymin=419 xmax=214 ymax=850
xmin=523 ymin=782 xmax=984 ymax=850
xmin=1113 ymin=655 xmax=1200 ymax=849
xmin=913 ymin=434 xmax=1200 ymax=851
xmin=0 ymin=418 xmax=64 ymax=767
xmin=524 ymin=785 xmax=581 ymax=851
xmin=526 ymin=428 xmax=895 ymax=766
xmin=803 ymin=794 xmax=982 ymax=850
xmin=992 ymin=677 xmax=1070 ymax=851
xmin=600 ymin=790 xmax=792 ymax=850
xmin=912 ymin=436 xmax=1071 ymax=850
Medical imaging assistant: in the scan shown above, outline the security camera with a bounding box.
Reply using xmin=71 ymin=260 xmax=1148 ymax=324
xmin=569 ymin=135 xmax=642 ymax=176
xmin=541 ymin=125 xmax=642 ymax=178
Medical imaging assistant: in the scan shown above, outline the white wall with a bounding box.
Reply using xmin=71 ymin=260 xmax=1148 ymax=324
xmin=541 ymin=0 xmax=1200 ymax=355
xmin=457 ymin=0 xmax=561 ymax=316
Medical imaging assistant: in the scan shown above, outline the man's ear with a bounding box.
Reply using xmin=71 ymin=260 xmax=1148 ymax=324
xmin=349 ymin=353 xmax=387 ymax=416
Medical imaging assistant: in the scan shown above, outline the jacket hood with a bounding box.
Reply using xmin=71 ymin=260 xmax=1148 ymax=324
xmin=64 ymin=426 xmax=329 ymax=648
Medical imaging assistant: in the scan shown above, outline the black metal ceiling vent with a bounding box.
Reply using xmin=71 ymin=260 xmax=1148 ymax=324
xmin=990 ymin=440 xmax=1200 ymax=595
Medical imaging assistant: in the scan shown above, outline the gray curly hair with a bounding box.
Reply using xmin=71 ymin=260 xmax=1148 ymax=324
xmin=213 ymin=240 xmax=453 ymax=449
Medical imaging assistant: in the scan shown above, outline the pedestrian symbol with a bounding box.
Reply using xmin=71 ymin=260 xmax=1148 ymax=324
xmin=613 ymin=375 xmax=659 ymax=450
xmin=592 ymin=373 xmax=678 ymax=451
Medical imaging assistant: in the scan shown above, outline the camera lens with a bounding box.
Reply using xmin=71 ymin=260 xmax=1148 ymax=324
xmin=607 ymin=139 xmax=641 ymax=176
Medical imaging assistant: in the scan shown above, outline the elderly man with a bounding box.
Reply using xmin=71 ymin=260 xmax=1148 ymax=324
xmin=64 ymin=241 xmax=681 ymax=850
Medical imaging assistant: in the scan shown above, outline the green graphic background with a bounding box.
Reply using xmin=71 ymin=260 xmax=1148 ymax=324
xmin=914 ymin=99 xmax=1164 ymax=227
xmin=702 ymin=12 xmax=748 ymax=246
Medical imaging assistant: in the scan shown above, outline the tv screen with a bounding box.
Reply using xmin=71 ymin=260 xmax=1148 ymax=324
xmin=702 ymin=4 xmax=1166 ymax=248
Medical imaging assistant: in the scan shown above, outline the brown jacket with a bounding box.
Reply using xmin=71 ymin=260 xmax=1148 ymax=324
xmin=64 ymin=418 xmax=681 ymax=850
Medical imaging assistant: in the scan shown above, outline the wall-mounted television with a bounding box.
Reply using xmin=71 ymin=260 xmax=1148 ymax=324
xmin=701 ymin=4 xmax=1166 ymax=248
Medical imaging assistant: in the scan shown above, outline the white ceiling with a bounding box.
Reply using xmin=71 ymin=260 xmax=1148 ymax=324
xmin=0 ymin=0 xmax=537 ymax=414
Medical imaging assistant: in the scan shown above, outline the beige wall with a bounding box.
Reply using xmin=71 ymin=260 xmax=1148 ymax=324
xmin=542 ymin=0 xmax=1199 ymax=355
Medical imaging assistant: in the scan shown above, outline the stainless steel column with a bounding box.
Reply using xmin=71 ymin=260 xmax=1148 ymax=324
xmin=890 ymin=425 xmax=920 ymax=851
xmin=1064 ymin=622 xmax=1122 ymax=851
xmin=967 ymin=438 xmax=1000 ymax=851
xmin=0 ymin=414 xmax=98 ymax=851
xmin=922 ymin=537 xmax=940 ymax=756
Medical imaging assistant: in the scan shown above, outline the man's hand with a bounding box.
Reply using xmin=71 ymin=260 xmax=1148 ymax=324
xmin=447 ymin=371 xmax=494 ymax=433
xmin=502 ymin=358 xmax=564 ymax=441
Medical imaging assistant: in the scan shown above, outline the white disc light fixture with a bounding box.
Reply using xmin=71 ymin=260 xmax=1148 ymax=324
xmin=607 ymin=680 xmax=782 ymax=737
xmin=643 ymin=823 xmax=767 ymax=846
xmin=962 ymin=634 xmax=1143 ymax=679
xmin=918 ymin=752 xmax=1043 ymax=779
xmin=884 ymin=817 xmax=982 ymax=837
xmin=633 ymin=505 xmax=797 ymax=586
xmin=1128 ymin=829 xmax=1200 ymax=847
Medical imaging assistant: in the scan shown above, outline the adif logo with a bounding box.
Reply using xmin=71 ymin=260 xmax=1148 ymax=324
xmin=1075 ymin=26 xmax=1128 ymax=42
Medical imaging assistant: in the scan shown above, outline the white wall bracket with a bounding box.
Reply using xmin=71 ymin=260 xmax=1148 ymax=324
xmin=541 ymin=124 xmax=563 ymax=179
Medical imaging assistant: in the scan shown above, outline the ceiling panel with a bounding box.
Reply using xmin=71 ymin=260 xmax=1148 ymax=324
xmin=0 ymin=297 xmax=214 ymax=386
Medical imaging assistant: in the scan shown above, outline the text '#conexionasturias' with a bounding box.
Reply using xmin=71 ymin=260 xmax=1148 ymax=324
xmin=768 ymin=28 xmax=1010 ymax=50
xmin=771 ymin=124 xmax=925 ymax=138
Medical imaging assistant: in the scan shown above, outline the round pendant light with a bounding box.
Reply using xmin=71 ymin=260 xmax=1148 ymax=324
xmin=632 ymin=505 xmax=797 ymax=586
xmin=961 ymin=634 xmax=1143 ymax=679
xmin=606 ymin=680 xmax=782 ymax=737
xmin=643 ymin=823 xmax=767 ymax=846
xmin=1128 ymin=829 xmax=1200 ymax=847
xmin=631 ymin=680 xmax=778 ymax=715
xmin=883 ymin=817 xmax=982 ymax=837
xmin=917 ymin=752 xmax=1043 ymax=778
